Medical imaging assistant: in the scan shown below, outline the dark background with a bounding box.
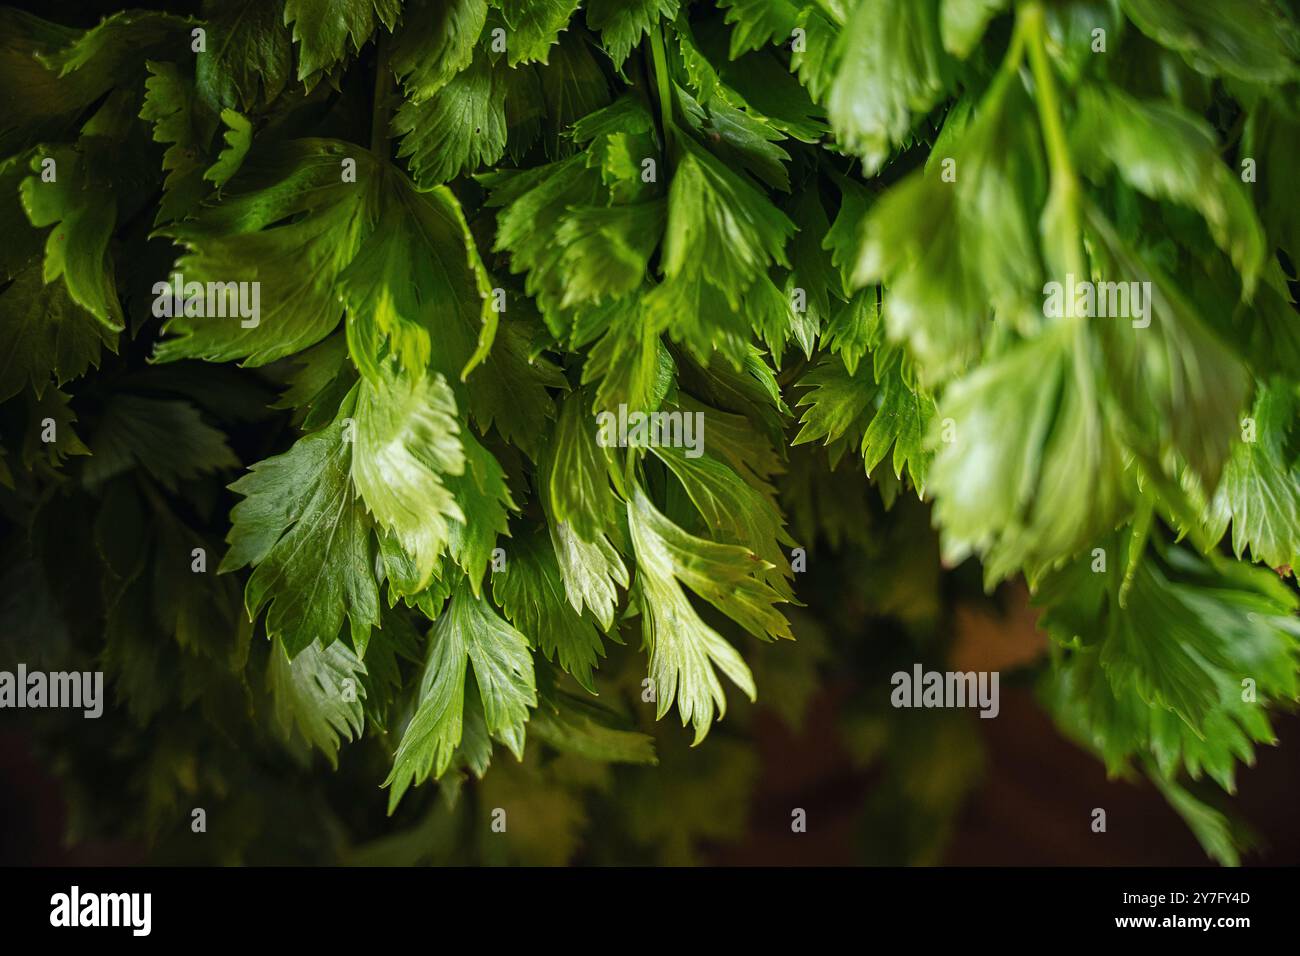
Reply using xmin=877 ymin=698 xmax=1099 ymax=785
xmin=5 ymin=685 xmax=1297 ymax=866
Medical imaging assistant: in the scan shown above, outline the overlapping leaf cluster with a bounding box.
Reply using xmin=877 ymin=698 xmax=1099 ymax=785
xmin=1 ymin=0 xmax=1298 ymax=864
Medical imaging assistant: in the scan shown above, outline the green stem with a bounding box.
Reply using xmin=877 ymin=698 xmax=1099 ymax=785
xmin=991 ymin=9 xmax=1029 ymax=95
xmin=648 ymin=24 xmax=674 ymax=151
xmin=370 ymin=34 xmax=394 ymax=156
xmin=1022 ymin=1 xmax=1087 ymax=295
xmin=623 ymin=448 xmax=638 ymax=495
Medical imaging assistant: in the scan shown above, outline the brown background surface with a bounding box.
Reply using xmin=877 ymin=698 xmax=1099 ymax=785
xmin=5 ymin=691 xmax=1297 ymax=866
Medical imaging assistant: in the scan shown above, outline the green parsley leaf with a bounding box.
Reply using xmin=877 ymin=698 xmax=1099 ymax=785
xmin=20 ymin=146 xmax=126 ymax=331
xmin=204 ymin=108 xmax=253 ymax=187
xmin=391 ymin=0 xmax=487 ymax=100
xmin=493 ymin=525 xmax=608 ymax=693
xmin=140 ymin=60 xmax=219 ymax=224
xmin=1204 ymin=379 xmax=1300 ymax=571
xmin=197 ymin=0 xmax=294 ymax=111
xmin=496 ymin=0 xmax=583 ymax=66
xmin=283 ymin=0 xmax=400 ymax=84
xmin=827 ymin=0 xmax=955 ymax=174
xmin=385 ymin=581 xmax=537 ymax=809
xmin=156 ymin=139 xmax=379 ymax=365
xmin=1121 ymin=0 xmax=1300 ymax=83
xmin=83 ymin=394 xmax=239 ymax=490
xmin=221 ymin=401 xmax=380 ymax=657
xmin=351 ymin=365 xmax=465 ymax=592
xmin=0 ymin=264 xmax=117 ymax=403
xmin=268 ymin=632 xmax=366 ymax=768
xmin=628 ymin=486 xmax=791 ymax=743
xmin=393 ymin=52 xmax=508 ymax=186
xmin=586 ymin=0 xmax=680 ymax=69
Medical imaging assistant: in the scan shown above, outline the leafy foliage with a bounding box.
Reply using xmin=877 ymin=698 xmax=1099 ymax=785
xmin=1 ymin=0 xmax=1299 ymax=867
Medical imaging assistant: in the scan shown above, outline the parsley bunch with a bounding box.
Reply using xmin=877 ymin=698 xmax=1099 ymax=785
xmin=1 ymin=0 xmax=1298 ymax=865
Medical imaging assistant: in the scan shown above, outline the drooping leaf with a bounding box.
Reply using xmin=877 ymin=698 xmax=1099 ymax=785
xmin=197 ymin=0 xmax=294 ymax=111
xmin=1072 ymin=84 xmax=1267 ymax=292
xmin=156 ymin=140 xmax=381 ymax=366
xmin=391 ymin=0 xmax=488 ymax=100
xmin=268 ymin=633 xmax=367 ymax=767
xmin=385 ymin=582 xmax=537 ymax=809
xmin=351 ymin=365 xmax=465 ymax=591
xmin=204 ymin=109 xmax=253 ymax=187
xmin=628 ymin=487 xmax=791 ymax=743
xmin=493 ymin=525 xmax=608 ymax=693
xmin=20 ymin=146 xmax=125 ymax=331
xmin=1121 ymin=0 xmax=1300 ymax=83
xmin=283 ymin=0 xmax=401 ymax=84
xmin=1204 ymin=379 xmax=1300 ymax=571
xmin=221 ymin=401 xmax=380 ymax=657
xmin=0 ymin=265 xmax=117 ymax=403
xmin=393 ymin=53 xmax=508 ymax=187
xmin=827 ymin=0 xmax=954 ymax=174
xmin=83 ymin=394 xmax=239 ymax=490
xmin=586 ymin=0 xmax=680 ymax=68
xmin=496 ymin=0 xmax=583 ymax=66
xmin=140 ymin=60 xmax=219 ymax=223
